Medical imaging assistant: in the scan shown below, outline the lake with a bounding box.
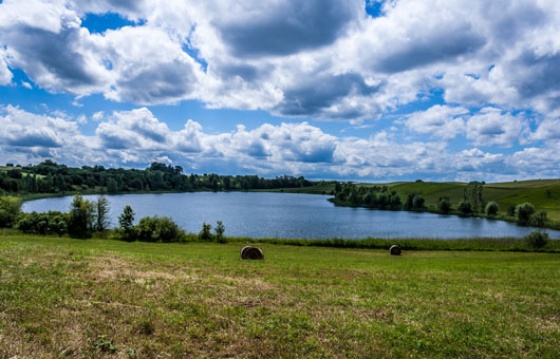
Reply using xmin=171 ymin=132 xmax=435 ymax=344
xmin=22 ymin=192 xmax=560 ymax=239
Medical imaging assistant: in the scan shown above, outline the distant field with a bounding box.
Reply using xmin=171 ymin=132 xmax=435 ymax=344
xmin=322 ymin=179 xmax=560 ymax=223
xmin=1 ymin=234 xmax=559 ymax=358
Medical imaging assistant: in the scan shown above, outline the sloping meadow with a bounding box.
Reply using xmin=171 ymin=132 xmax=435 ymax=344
xmin=1 ymin=234 xmax=559 ymax=358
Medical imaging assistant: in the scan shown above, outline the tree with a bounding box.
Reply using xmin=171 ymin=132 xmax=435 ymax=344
xmin=199 ymin=222 xmax=213 ymax=241
xmin=118 ymin=205 xmax=135 ymax=238
xmin=533 ymin=211 xmax=547 ymax=227
xmin=389 ymin=193 xmax=401 ymax=210
xmin=525 ymin=230 xmax=549 ymax=249
xmin=515 ymin=202 xmax=535 ymax=226
xmin=457 ymin=199 xmax=472 ymax=216
xmin=412 ymin=194 xmax=425 ymax=210
xmin=67 ymin=194 xmax=94 ymax=238
xmin=485 ymin=201 xmax=500 ymax=216
xmin=94 ymin=195 xmax=111 ymax=232
xmin=0 ymin=195 xmax=22 ymax=228
xmin=135 ymin=216 xmax=186 ymax=243
xmin=215 ymin=220 xmax=226 ymax=243
xmin=438 ymin=197 xmax=452 ymax=214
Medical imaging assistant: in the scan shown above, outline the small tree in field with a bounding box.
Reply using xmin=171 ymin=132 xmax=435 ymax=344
xmin=215 ymin=220 xmax=226 ymax=243
xmin=67 ymin=194 xmax=94 ymax=238
xmin=118 ymin=205 xmax=135 ymax=239
xmin=0 ymin=195 xmax=22 ymax=228
xmin=485 ymin=201 xmax=499 ymax=216
xmin=199 ymin=222 xmax=213 ymax=241
xmin=94 ymin=195 xmax=111 ymax=232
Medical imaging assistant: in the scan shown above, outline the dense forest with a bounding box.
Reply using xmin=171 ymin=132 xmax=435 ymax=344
xmin=0 ymin=160 xmax=313 ymax=195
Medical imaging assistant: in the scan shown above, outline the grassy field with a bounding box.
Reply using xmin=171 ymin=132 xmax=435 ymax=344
xmin=389 ymin=180 xmax=560 ymax=222
xmin=1 ymin=234 xmax=559 ymax=358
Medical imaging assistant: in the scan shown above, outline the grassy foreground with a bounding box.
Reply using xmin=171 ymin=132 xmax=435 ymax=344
xmin=1 ymin=235 xmax=560 ymax=358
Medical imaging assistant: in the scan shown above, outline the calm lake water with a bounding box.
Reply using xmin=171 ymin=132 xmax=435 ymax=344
xmin=22 ymin=192 xmax=560 ymax=239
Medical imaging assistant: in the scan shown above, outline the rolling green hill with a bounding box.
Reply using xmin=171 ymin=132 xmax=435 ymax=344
xmin=388 ymin=179 xmax=560 ymax=222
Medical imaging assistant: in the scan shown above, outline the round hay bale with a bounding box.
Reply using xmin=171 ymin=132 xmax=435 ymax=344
xmin=389 ymin=245 xmax=402 ymax=256
xmin=240 ymin=246 xmax=253 ymax=259
xmin=241 ymin=246 xmax=264 ymax=260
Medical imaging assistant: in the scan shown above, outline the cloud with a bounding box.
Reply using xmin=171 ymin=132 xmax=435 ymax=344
xmin=2 ymin=1 xmax=560 ymax=181
xmin=274 ymin=73 xmax=380 ymax=118
xmin=0 ymin=106 xmax=94 ymax=165
xmin=1 ymin=0 xmax=560 ymax=122
xmin=406 ymin=105 xmax=468 ymax=139
xmin=465 ymin=108 xmax=525 ymax=147
xmin=101 ymin=26 xmax=204 ymax=105
xmin=96 ymin=108 xmax=170 ymax=149
xmin=0 ymin=48 xmax=13 ymax=85
xmin=0 ymin=1 xmax=111 ymax=95
xmin=212 ymin=0 xmax=361 ymax=57
xmin=2 ymin=106 xmax=560 ymax=181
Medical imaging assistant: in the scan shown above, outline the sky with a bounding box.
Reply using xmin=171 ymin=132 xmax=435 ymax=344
xmin=0 ymin=0 xmax=559 ymax=182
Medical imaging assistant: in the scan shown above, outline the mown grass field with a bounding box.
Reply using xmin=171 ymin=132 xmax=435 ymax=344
xmin=1 ymin=233 xmax=559 ymax=358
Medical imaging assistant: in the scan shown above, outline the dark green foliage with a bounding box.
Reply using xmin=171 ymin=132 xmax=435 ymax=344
xmin=0 ymin=195 xmax=22 ymax=228
xmin=403 ymin=193 xmax=425 ymax=210
xmin=118 ymin=205 xmax=135 ymax=239
xmin=389 ymin=193 xmax=401 ymax=210
xmin=412 ymin=194 xmax=425 ymax=210
xmin=438 ymin=197 xmax=452 ymax=214
xmin=135 ymin=216 xmax=187 ymax=243
xmin=515 ymin=202 xmax=535 ymax=226
xmin=533 ymin=210 xmax=547 ymax=227
xmin=485 ymin=201 xmax=499 ymax=216
xmin=215 ymin=220 xmax=226 ymax=243
xmin=67 ymin=194 xmax=94 ymax=238
xmin=199 ymin=222 xmax=213 ymax=241
xmin=335 ymin=184 xmax=404 ymax=211
xmin=94 ymin=195 xmax=111 ymax=232
xmin=524 ymin=230 xmax=549 ymax=249
xmin=16 ymin=211 xmax=68 ymax=236
xmin=457 ymin=199 xmax=472 ymax=215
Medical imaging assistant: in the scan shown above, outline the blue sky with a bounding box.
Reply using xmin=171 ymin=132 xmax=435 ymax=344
xmin=1 ymin=0 xmax=559 ymax=182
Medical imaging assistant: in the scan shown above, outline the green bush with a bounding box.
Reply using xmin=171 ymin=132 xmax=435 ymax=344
xmin=214 ymin=220 xmax=226 ymax=243
xmin=16 ymin=211 xmax=68 ymax=236
xmin=438 ymin=197 xmax=452 ymax=214
xmin=524 ymin=230 xmax=549 ymax=249
xmin=198 ymin=222 xmax=213 ymax=241
xmin=134 ymin=216 xmax=187 ymax=243
xmin=533 ymin=210 xmax=547 ymax=227
xmin=515 ymin=202 xmax=535 ymax=226
xmin=485 ymin=201 xmax=499 ymax=216
xmin=67 ymin=194 xmax=94 ymax=238
xmin=457 ymin=200 xmax=472 ymax=215
xmin=0 ymin=195 xmax=22 ymax=228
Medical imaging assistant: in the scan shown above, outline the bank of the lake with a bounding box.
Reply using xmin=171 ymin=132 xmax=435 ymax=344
xmin=22 ymin=192 xmax=560 ymax=240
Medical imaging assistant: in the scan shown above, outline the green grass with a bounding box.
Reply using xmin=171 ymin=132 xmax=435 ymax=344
xmin=1 ymin=233 xmax=560 ymax=358
xmin=374 ymin=179 xmax=560 ymax=223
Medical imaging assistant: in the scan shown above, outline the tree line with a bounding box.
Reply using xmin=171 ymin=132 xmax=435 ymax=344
xmin=0 ymin=161 xmax=313 ymax=194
